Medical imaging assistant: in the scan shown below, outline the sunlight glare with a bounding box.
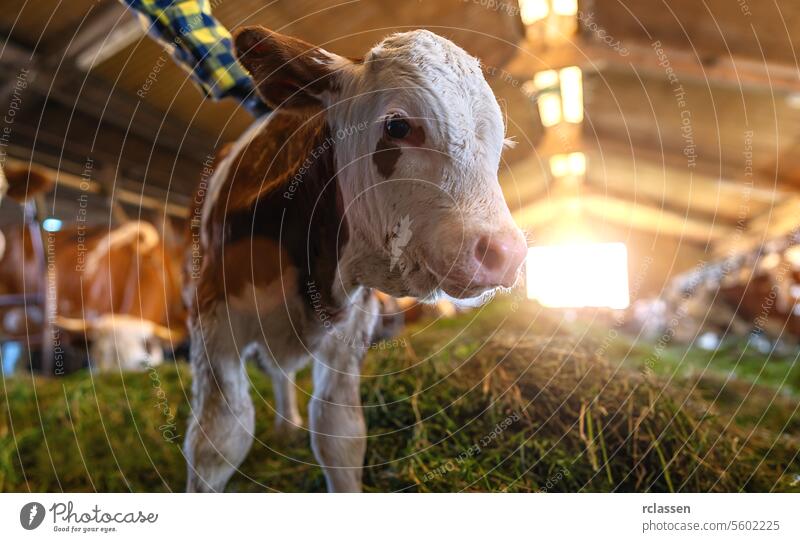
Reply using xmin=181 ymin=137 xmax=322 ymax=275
xmin=519 ymin=0 xmax=550 ymax=25
xmin=526 ymin=242 xmax=630 ymax=309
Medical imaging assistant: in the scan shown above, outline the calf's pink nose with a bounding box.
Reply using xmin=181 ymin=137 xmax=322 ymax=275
xmin=473 ymin=231 xmax=527 ymax=288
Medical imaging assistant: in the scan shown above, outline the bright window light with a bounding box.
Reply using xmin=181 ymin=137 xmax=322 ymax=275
xmin=567 ymin=198 xmax=582 ymax=214
xmin=533 ymin=69 xmax=559 ymax=91
xmin=537 ymin=93 xmax=562 ymax=127
xmin=549 ymin=152 xmax=586 ymax=178
xmin=785 ymin=245 xmax=800 ymax=267
xmin=553 ymin=0 xmax=578 ymax=16
xmin=526 ymin=242 xmax=630 ymax=309
xmin=42 ymin=217 xmax=63 ymax=232
xmin=549 ymin=154 xmax=569 ymax=178
xmin=567 ymin=151 xmax=586 ymax=175
xmin=532 ymin=71 xmax=562 ymax=127
xmin=758 ymin=252 xmax=781 ymax=270
xmin=559 ymin=66 xmax=583 ymax=123
xmin=519 ymin=0 xmax=550 ymax=25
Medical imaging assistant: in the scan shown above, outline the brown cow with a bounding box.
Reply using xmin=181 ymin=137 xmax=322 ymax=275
xmin=0 ymin=220 xmax=186 ymax=371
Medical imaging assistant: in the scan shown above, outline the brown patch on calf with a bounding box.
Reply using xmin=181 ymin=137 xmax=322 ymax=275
xmin=407 ymin=125 xmax=427 ymax=147
xmin=222 ymin=238 xmax=289 ymax=292
xmin=372 ymin=125 xmax=426 ymax=178
xmin=373 ymin=138 xmax=401 ymax=178
xmin=194 ymin=112 xmax=348 ymax=318
xmin=221 ymin=237 xmax=295 ymax=313
xmin=217 ymin=114 xmax=327 ymax=213
xmin=213 ymin=142 xmax=235 ymax=165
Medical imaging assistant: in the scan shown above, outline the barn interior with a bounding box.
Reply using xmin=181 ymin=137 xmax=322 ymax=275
xmin=0 ymin=0 xmax=798 ymax=492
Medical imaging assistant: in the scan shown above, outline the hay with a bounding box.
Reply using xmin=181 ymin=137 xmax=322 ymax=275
xmin=361 ymin=331 xmax=798 ymax=492
xmin=0 ymin=301 xmax=797 ymax=492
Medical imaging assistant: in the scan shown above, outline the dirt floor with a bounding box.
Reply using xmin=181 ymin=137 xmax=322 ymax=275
xmin=1 ymin=300 xmax=798 ymax=492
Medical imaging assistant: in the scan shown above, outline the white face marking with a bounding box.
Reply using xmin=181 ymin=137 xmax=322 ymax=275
xmin=327 ymin=30 xmax=525 ymax=302
xmin=88 ymin=316 xmax=164 ymax=371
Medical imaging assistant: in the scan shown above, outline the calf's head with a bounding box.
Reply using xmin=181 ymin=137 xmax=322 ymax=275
xmin=235 ymin=27 xmax=527 ymax=303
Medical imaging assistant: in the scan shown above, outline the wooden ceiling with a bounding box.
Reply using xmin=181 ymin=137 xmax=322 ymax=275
xmin=2 ymin=0 xmax=800 ymax=295
xmin=586 ymin=0 xmax=800 ymax=67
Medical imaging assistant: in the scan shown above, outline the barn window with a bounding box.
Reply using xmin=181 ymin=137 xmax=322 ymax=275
xmin=525 ymin=242 xmax=630 ymax=309
xmin=552 ymin=0 xmax=578 ymax=16
xmin=530 ymin=70 xmax=562 ymax=126
xmin=559 ymin=66 xmax=583 ymax=123
xmin=519 ymin=0 xmax=549 ymax=24
xmin=526 ymin=66 xmax=584 ymax=127
xmin=549 ymin=151 xmax=586 ymax=179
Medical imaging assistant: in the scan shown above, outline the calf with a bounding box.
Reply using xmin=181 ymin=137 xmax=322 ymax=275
xmin=185 ymin=27 xmax=527 ymax=492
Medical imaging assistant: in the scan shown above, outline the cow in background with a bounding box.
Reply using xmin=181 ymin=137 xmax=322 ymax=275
xmin=0 ymin=165 xmax=186 ymax=372
xmin=0 ymin=164 xmax=52 ymax=260
xmin=631 ymin=248 xmax=800 ymax=350
xmin=47 ymin=221 xmax=186 ymax=369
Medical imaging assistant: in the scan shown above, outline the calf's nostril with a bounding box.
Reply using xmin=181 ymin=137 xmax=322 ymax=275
xmin=475 ymin=236 xmax=506 ymax=271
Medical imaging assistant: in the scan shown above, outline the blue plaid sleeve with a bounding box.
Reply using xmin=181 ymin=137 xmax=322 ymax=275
xmin=120 ymin=0 xmax=269 ymax=117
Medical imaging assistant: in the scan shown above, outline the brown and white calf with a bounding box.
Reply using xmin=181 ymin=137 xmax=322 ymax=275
xmin=184 ymin=26 xmax=527 ymax=492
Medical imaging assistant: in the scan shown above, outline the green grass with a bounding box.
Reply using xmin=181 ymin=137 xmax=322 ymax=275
xmin=583 ymin=321 xmax=800 ymax=438
xmin=1 ymin=300 xmax=798 ymax=492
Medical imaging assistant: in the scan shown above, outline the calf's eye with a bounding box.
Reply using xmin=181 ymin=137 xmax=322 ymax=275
xmin=385 ymin=116 xmax=411 ymax=139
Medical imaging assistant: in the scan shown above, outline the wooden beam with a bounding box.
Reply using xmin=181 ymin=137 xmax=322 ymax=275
xmin=585 ymin=138 xmax=786 ymax=198
xmin=95 ymin=163 xmax=130 ymax=224
xmin=505 ymin=35 xmax=800 ymax=93
xmin=504 ymin=149 xmax=768 ymax=238
xmin=4 ymin=156 xmax=188 ymax=218
xmin=513 ymin=187 xmax=732 ymax=243
xmin=6 ymin=100 xmax=203 ymax=196
xmin=581 ymin=192 xmax=731 ymax=243
xmin=48 ymin=2 xmax=141 ymax=66
xmin=0 ymin=38 xmax=213 ymax=164
xmin=512 ymin=195 xmax=569 ymax=231
xmin=585 ymin=180 xmax=733 ymax=228
xmin=1 ymin=34 xmax=213 ymax=198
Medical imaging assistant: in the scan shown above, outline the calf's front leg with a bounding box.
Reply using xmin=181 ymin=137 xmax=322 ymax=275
xmin=309 ymin=303 xmax=376 ymax=492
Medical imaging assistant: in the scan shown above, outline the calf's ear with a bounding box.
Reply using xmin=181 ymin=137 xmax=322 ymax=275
xmin=234 ymin=26 xmax=351 ymax=113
